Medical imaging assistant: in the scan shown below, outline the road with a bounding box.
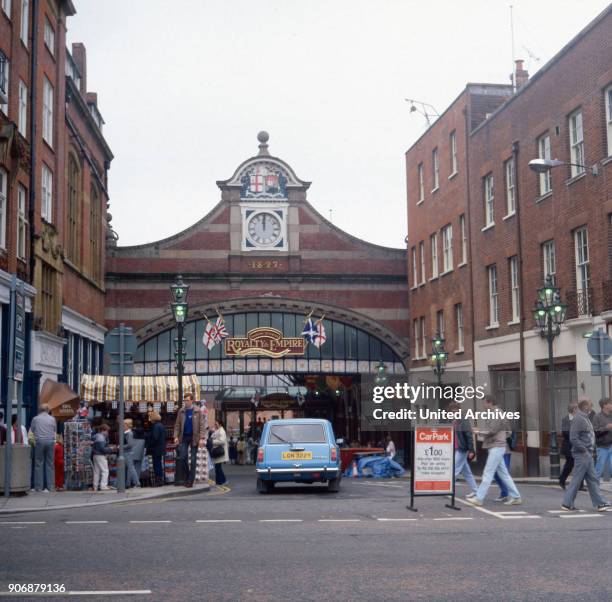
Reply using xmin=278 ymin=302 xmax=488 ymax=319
xmin=1 ymin=466 xmax=611 ymax=601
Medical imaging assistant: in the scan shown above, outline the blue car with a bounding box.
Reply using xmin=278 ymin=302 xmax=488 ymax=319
xmin=255 ymin=418 xmax=342 ymax=493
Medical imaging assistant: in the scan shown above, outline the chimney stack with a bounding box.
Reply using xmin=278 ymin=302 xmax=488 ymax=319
xmin=514 ymin=59 xmax=529 ymax=89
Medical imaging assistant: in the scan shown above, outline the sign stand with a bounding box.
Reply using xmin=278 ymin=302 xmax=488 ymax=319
xmin=407 ymin=425 xmax=460 ymax=512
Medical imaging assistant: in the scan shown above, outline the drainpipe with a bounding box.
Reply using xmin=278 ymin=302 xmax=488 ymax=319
xmin=27 ymin=0 xmax=39 ymax=287
xmin=512 ymin=141 xmax=530 ymax=477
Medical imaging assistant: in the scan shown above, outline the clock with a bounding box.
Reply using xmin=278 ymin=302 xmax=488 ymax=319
xmin=247 ymin=212 xmax=282 ymax=246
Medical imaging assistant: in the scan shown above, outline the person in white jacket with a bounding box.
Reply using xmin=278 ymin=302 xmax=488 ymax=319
xmin=211 ymin=420 xmax=229 ymax=486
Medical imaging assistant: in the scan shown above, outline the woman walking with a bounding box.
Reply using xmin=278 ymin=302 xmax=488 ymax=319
xmin=124 ymin=419 xmax=140 ymax=488
xmin=211 ymin=420 xmax=229 ymax=486
xmin=149 ymin=412 xmax=166 ymax=487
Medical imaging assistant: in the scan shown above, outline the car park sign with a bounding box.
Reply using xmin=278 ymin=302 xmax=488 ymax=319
xmin=413 ymin=426 xmax=454 ymax=494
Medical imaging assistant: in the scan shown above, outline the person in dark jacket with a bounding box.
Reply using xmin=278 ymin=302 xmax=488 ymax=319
xmin=149 ymin=412 xmax=166 ymax=487
xmin=593 ymin=398 xmax=612 ymax=480
xmin=448 ymin=402 xmax=478 ymax=497
xmin=560 ymin=402 xmax=580 ymax=489
xmin=123 ymin=419 xmax=140 ymax=488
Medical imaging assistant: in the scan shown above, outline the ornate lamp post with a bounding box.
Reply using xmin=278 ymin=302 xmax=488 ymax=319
xmin=374 ymin=360 xmax=388 ymax=386
xmin=430 ymin=332 xmax=447 ymax=386
xmin=170 ymin=275 xmax=189 ymax=485
xmin=533 ymin=274 xmax=567 ymax=479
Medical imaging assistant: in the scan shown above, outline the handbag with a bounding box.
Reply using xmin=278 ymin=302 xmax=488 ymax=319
xmin=210 ymin=444 xmax=224 ymax=459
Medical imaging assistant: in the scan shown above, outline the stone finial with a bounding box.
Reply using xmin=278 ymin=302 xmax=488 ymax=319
xmin=257 ymin=131 xmax=270 ymax=156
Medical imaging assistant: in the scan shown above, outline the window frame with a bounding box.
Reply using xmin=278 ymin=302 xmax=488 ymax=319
xmin=537 ymin=133 xmax=552 ymax=195
xmin=42 ymin=76 xmax=54 ymax=147
xmin=441 ymin=224 xmax=453 ymax=272
xmin=44 ymin=15 xmax=55 ymax=56
xmin=41 ymin=163 xmax=53 ymax=223
xmin=432 ymin=147 xmax=439 ymax=191
xmin=509 ymin=255 xmax=520 ymax=323
xmin=419 ymin=241 xmax=425 ymax=285
xmin=0 ymin=52 xmax=9 ymax=115
xmin=505 ymin=157 xmax=515 ymax=216
xmin=17 ymin=184 xmax=27 ymax=260
xmin=18 ymin=79 xmax=27 ymax=136
xmin=574 ymin=226 xmax=590 ymax=292
xmin=455 ymin=303 xmax=464 ymax=352
xmin=449 ymin=130 xmax=457 ymax=175
xmin=430 ymin=232 xmax=438 ymax=278
xmin=1 ymin=0 xmax=11 ymax=19
xmin=0 ymin=167 xmax=7 ymax=249
xmin=488 ymin=264 xmax=499 ymax=327
xmin=413 ymin=318 xmax=420 ymax=359
xmin=436 ymin=309 xmax=445 ymax=340
xmin=605 ymin=84 xmax=612 ymax=158
xmin=568 ymin=109 xmax=585 ymax=178
xmin=484 ymin=173 xmax=494 ymax=227
xmin=417 ymin=162 xmax=424 ymax=203
xmin=419 ymin=317 xmax=426 ymax=359
xmin=411 ymin=246 xmax=417 ymax=288
xmin=542 ymin=240 xmax=556 ymax=284
xmin=459 ymin=214 xmax=467 ymax=264
xmin=20 ymin=0 xmax=28 ymax=45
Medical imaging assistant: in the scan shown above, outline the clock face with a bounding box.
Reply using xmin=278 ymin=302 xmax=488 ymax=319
xmin=247 ymin=212 xmax=282 ymax=246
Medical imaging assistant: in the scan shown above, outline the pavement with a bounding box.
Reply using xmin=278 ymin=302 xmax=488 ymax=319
xmin=0 ymin=482 xmax=211 ymax=515
xmin=1 ymin=465 xmax=611 ymax=601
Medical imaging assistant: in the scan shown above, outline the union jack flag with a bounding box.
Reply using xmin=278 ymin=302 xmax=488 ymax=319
xmin=313 ymin=320 xmax=327 ymax=348
xmin=203 ymin=316 xmax=229 ymax=350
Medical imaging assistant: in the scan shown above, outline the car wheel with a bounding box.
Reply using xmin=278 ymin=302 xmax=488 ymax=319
xmin=327 ymin=476 xmax=341 ymax=492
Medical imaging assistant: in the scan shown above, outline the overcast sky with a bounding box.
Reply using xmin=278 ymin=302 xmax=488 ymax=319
xmin=67 ymin=0 xmax=610 ymax=249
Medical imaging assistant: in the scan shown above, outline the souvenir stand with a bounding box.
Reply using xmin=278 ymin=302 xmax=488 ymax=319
xmin=63 ymin=418 xmax=93 ymax=490
xmin=80 ymin=374 xmax=208 ymax=486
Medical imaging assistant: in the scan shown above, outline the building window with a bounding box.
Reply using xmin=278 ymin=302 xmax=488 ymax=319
xmin=568 ymin=109 xmax=584 ymax=178
xmin=411 ymin=246 xmax=417 ymax=288
xmin=459 ymin=214 xmax=467 ymax=264
xmin=67 ymin=333 xmax=74 ymax=389
xmin=17 ymin=184 xmax=27 ymax=260
xmin=0 ymin=52 xmax=9 ymax=115
xmin=488 ymin=265 xmax=499 ymax=327
xmin=17 ymin=80 xmax=27 ymax=136
xmin=542 ymin=240 xmax=556 ymax=284
xmin=90 ymin=184 xmax=101 ymax=282
xmin=484 ymin=173 xmax=494 ymax=227
xmin=537 ymin=133 xmax=552 ymax=196
xmin=20 ymin=0 xmax=28 ymax=45
xmin=0 ymin=168 xmax=6 ymax=249
xmin=41 ymin=164 xmax=52 ymax=222
xmin=450 ymin=130 xmax=457 ymax=175
xmin=605 ymin=84 xmax=612 ymax=157
xmin=436 ymin=309 xmax=445 ymax=340
xmin=413 ymin=319 xmax=420 ymax=358
xmin=41 ymin=263 xmax=55 ymax=332
xmin=419 ymin=241 xmax=425 ymax=284
xmin=42 ymin=76 xmax=53 ymax=146
xmin=442 ymin=224 xmax=453 ymax=272
xmin=574 ymin=226 xmax=590 ymax=296
xmin=432 ymin=148 xmax=439 ymax=190
xmin=44 ymin=16 xmax=55 ymax=55
xmin=1 ymin=0 xmax=10 ymax=18
xmin=455 ymin=304 xmax=464 ymax=352
xmin=67 ymin=154 xmax=81 ymax=264
xmin=430 ymin=232 xmax=438 ymax=278
xmin=417 ymin=163 xmax=424 ymax=202
xmin=505 ymin=157 xmax=515 ymax=215
xmin=419 ymin=317 xmax=426 ymax=358
xmin=509 ymin=255 xmax=520 ymax=322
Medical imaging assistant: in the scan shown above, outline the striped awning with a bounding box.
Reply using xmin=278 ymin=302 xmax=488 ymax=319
xmin=80 ymin=375 xmax=201 ymax=404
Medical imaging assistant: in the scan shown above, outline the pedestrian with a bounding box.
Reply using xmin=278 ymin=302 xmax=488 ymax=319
xmin=469 ymin=396 xmax=522 ymax=506
xmin=593 ymin=398 xmax=612 ymax=480
xmin=30 ymin=404 xmax=57 ymax=492
xmin=54 ymin=435 xmax=64 ymax=491
xmin=92 ymin=424 xmax=115 ymax=491
xmin=448 ymin=402 xmax=478 ymax=497
xmin=562 ymin=398 xmax=612 ymax=512
xmin=237 ymin=436 xmax=246 ymax=465
xmin=149 ymin=411 xmax=166 ymax=487
xmin=228 ymin=436 xmax=238 ymax=465
xmin=559 ymin=402 xmax=580 ymax=490
xmin=123 ymin=419 xmax=140 ymax=488
xmin=492 ymin=429 xmax=517 ymax=502
xmin=173 ymin=393 xmax=203 ymax=488
xmin=211 ymin=420 xmax=229 ymax=486
xmin=10 ymin=414 xmax=28 ymax=445
xmin=385 ymin=436 xmax=396 ymax=460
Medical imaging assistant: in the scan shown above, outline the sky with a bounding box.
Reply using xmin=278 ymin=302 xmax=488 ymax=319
xmin=67 ymin=0 xmax=611 ymax=249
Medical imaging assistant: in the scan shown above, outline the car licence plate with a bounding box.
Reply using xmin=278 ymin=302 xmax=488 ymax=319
xmin=282 ymin=451 xmax=313 ymax=460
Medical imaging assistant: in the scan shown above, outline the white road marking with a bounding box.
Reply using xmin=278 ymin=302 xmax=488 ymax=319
xmin=0 ymin=521 xmax=45 ymax=525
xmin=455 ymin=498 xmax=539 ymax=519
xmin=548 ymin=509 xmax=587 ymax=514
xmin=196 ymin=519 xmax=242 ymax=523
xmin=0 ymin=592 xmax=152 ymax=597
xmin=433 ymin=517 xmax=474 ymax=521
xmin=318 ymin=519 xmax=361 ymax=522
xmin=376 ymin=518 xmax=417 ymax=522
xmin=496 ymin=515 xmax=541 ymax=519
xmin=65 ymin=521 xmax=109 ymax=524
xmin=558 ymin=513 xmax=603 ymax=519
xmin=129 ymin=520 xmax=172 ymax=523
xmin=259 ymin=519 xmax=303 ymax=523
xmin=495 ymin=511 xmax=528 ymax=515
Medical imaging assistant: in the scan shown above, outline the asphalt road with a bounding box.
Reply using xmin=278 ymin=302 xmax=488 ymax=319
xmin=1 ymin=466 xmax=611 ymax=602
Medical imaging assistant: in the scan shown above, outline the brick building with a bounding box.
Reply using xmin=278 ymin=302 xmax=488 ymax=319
xmin=0 ymin=0 xmax=112 ymax=424
xmin=105 ymin=132 xmax=409 ymax=444
xmin=406 ymin=5 xmax=612 ymax=474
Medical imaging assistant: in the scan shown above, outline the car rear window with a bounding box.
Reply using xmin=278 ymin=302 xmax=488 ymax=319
xmin=269 ymin=424 xmax=327 ymax=444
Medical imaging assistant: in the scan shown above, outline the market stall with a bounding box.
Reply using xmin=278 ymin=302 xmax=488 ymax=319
xmin=79 ymin=374 xmax=207 ymax=487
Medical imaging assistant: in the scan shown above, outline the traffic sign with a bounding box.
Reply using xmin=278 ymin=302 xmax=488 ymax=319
xmin=104 ymin=325 xmax=138 ymax=376
xmin=587 ymin=329 xmax=612 ymax=361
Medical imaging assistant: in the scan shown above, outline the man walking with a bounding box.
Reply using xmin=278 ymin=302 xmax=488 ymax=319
xmin=448 ymin=402 xmax=478 ymax=497
xmin=593 ymin=398 xmax=612 ymax=481
xmin=468 ymin=396 xmax=522 ymax=506
xmin=559 ymin=402 xmax=580 ymax=490
xmin=562 ymin=398 xmax=612 ymax=512
xmin=30 ymin=404 xmax=57 ymax=492
xmin=173 ymin=393 xmax=203 ymax=488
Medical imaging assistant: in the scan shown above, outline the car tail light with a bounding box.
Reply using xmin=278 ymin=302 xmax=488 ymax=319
xmin=257 ymin=447 xmax=264 ymax=463
xmin=331 ymin=447 xmax=337 ymax=462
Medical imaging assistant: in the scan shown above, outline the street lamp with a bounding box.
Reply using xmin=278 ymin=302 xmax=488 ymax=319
xmin=374 ymin=360 xmax=388 ymax=386
xmin=532 ymin=274 xmax=567 ymax=479
xmin=430 ymin=332 xmax=448 ymax=386
xmin=528 ymin=158 xmax=599 ymax=176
